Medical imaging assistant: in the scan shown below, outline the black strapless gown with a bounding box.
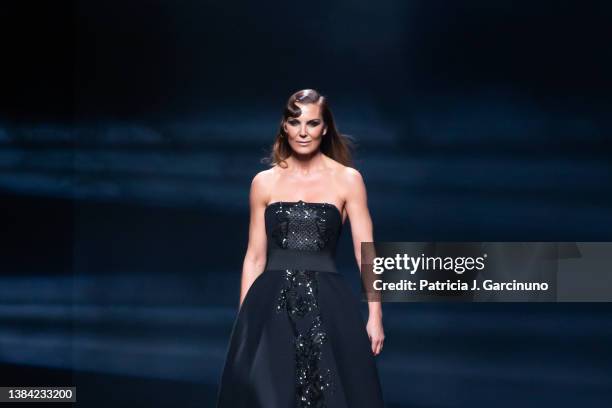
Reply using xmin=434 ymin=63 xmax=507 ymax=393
xmin=216 ymin=200 xmax=385 ymax=408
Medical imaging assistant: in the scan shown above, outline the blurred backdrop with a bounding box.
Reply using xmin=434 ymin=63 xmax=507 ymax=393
xmin=1 ymin=1 xmax=612 ymax=407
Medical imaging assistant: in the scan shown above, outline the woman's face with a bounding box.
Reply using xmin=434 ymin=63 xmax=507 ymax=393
xmin=283 ymin=102 xmax=327 ymax=155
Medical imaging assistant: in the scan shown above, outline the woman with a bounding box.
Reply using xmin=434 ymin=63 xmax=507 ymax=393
xmin=216 ymin=89 xmax=385 ymax=407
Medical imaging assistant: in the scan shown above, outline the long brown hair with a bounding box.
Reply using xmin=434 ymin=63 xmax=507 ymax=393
xmin=263 ymin=89 xmax=354 ymax=168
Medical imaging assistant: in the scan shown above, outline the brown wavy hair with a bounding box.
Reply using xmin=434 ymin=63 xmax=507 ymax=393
xmin=263 ymin=89 xmax=354 ymax=168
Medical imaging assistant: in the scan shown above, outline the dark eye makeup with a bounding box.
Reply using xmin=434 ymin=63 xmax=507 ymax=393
xmin=288 ymin=119 xmax=321 ymax=126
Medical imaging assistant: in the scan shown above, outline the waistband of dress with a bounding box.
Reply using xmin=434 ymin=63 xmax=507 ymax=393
xmin=264 ymin=249 xmax=338 ymax=273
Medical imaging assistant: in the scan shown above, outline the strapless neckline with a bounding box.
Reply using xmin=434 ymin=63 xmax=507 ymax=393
xmin=265 ymin=200 xmax=343 ymax=222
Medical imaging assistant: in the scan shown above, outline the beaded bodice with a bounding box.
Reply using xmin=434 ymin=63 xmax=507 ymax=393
xmin=265 ymin=200 xmax=342 ymax=256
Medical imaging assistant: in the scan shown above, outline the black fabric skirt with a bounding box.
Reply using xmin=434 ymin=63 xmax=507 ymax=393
xmin=216 ymin=268 xmax=385 ymax=408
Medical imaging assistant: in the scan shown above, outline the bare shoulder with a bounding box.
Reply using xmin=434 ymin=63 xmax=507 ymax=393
xmin=322 ymin=156 xmax=360 ymax=183
xmin=323 ymin=159 xmax=366 ymax=206
xmin=330 ymin=163 xmax=364 ymax=192
xmin=252 ymin=167 xmax=276 ymax=185
xmin=340 ymin=166 xmax=364 ymax=186
xmin=251 ymin=167 xmax=277 ymax=203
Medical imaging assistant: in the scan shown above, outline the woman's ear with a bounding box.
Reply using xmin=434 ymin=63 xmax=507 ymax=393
xmin=323 ymin=125 xmax=328 ymax=135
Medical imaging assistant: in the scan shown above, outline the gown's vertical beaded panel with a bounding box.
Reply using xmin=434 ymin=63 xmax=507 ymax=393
xmin=273 ymin=202 xmax=335 ymax=407
xmin=277 ymin=270 xmax=333 ymax=408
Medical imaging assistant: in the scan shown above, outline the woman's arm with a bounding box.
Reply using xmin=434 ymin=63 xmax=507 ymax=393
xmin=239 ymin=171 xmax=269 ymax=308
xmin=343 ymin=168 xmax=385 ymax=356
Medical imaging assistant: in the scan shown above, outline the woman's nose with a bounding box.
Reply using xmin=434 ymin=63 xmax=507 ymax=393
xmin=299 ymin=126 xmax=308 ymax=137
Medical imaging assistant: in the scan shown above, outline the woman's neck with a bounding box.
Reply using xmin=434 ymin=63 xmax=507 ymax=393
xmin=287 ymin=151 xmax=327 ymax=175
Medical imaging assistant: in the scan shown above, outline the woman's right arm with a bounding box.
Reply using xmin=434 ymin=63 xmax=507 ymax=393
xmin=239 ymin=171 xmax=270 ymax=308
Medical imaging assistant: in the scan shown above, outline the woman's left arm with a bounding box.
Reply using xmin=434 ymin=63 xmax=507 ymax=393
xmin=343 ymin=168 xmax=385 ymax=356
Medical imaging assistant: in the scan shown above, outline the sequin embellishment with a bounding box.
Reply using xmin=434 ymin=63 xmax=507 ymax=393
xmin=271 ymin=201 xmax=334 ymax=251
xmin=270 ymin=201 xmax=336 ymax=406
xmin=277 ymin=269 xmax=333 ymax=407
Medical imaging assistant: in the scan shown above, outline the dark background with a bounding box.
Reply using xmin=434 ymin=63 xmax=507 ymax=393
xmin=1 ymin=1 xmax=611 ymax=407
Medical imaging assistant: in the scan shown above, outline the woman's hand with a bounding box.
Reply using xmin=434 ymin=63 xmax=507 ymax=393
xmin=366 ymin=315 xmax=385 ymax=356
